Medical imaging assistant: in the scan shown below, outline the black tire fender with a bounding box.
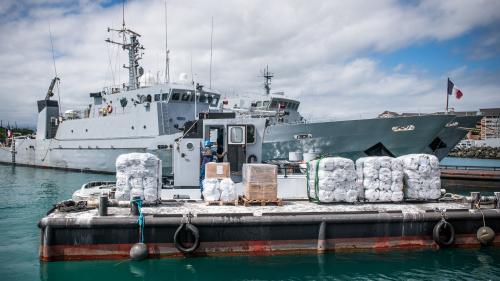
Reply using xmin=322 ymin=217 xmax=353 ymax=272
xmin=433 ymin=220 xmax=455 ymax=247
xmin=174 ymin=223 xmax=200 ymax=254
xmin=247 ymin=154 xmax=258 ymax=163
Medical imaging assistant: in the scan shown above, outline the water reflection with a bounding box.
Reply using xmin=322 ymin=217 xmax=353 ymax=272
xmin=39 ymin=249 xmax=500 ymax=281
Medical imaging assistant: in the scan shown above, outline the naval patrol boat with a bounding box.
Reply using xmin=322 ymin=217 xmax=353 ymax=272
xmin=0 ymin=25 xmax=221 ymax=175
xmin=0 ymin=25 xmax=464 ymax=174
xmin=222 ymin=67 xmax=462 ymax=162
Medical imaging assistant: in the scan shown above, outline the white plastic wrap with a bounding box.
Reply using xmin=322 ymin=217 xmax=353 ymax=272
xmin=356 ymin=156 xmax=404 ymax=202
xmin=114 ymin=153 xmax=162 ymax=202
xmin=307 ymin=157 xmax=358 ymax=203
xmin=397 ymin=154 xmax=441 ymax=200
xmin=202 ymin=178 xmax=221 ymax=201
xmin=219 ymin=178 xmax=237 ymax=202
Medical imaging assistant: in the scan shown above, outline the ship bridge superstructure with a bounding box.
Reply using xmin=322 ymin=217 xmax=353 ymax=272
xmin=221 ymin=66 xmax=304 ymax=124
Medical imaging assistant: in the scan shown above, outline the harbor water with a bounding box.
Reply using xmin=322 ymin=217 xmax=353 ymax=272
xmin=1 ymin=163 xmax=500 ymax=280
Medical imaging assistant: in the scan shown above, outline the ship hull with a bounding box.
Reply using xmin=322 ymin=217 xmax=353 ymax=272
xmin=0 ymin=135 xmax=178 ymax=174
xmin=262 ymin=115 xmax=455 ymax=161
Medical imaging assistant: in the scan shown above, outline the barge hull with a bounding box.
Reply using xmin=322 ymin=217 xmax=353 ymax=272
xmin=39 ymin=209 xmax=500 ymax=261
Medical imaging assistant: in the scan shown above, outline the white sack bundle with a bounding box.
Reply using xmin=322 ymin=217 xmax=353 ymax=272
xmin=219 ymin=178 xmax=237 ymax=202
xmin=397 ymin=154 xmax=441 ymax=200
xmin=202 ymin=178 xmax=221 ymax=201
xmin=115 ymin=153 xmax=161 ymax=202
xmin=307 ymin=157 xmax=358 ymax=203
xmin=356 ymin=156 xmax=404 ymax=202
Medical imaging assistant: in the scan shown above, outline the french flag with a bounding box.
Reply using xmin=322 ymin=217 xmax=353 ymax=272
xmin=447 ymin=78 xmax=464 ymax=100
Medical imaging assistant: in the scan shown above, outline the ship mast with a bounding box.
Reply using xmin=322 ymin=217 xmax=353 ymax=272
xmin=262 ymin=65 xmax=273 ymax=95
xmin=105 ymin=4 xmax=145 ymax=90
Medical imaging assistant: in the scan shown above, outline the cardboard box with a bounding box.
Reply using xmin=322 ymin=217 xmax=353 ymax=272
xmin=243 ymin=164 xmax=278 ymax=200
xmin=205 ymin=162 xmax=230 ymax=179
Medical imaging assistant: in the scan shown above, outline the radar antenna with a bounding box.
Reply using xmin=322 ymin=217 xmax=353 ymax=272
xmin=261 ymin=65 xmax=274 ymax=95
xmin=105 ymin=1 xmax=145 ymax=90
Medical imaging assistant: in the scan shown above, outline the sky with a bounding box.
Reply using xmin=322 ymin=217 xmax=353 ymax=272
xmin=0 ymin=0 xmax=499 ymax=127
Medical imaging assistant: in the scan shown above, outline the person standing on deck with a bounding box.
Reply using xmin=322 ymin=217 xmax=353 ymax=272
xmin=200 ymin=140 xmax=216 ymax=193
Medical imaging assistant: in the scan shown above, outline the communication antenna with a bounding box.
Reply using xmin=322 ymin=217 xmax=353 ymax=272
xmin=209 ymin=16 xmax=214 ymax=89
xmin=106 ymin=0 xmax=145 ymax=90
xmin=164 ymin=0 xmax=170 ymax=83
xmin=190 ymin=52 xmax=194 ymax=85
xmin=261 ymin=65 xmax=273 ymax=95
xmin=48 ymin=22 xmax=62 ymax=114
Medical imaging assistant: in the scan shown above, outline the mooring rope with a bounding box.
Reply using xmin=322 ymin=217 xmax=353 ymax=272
xmin=133 ymin=197 xmax=145 ymax=243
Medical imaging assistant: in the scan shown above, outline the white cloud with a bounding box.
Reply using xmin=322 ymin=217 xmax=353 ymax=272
xmin=0 ymin=0 xmax=499 ymax=127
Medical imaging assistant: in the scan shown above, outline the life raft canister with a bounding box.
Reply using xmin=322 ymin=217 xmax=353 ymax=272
xmin=107 ymin=104 xmax=113 ymax=114
xmin=433 ymin=219 xmax=455 ymax=247
xmin=174 ymin=223 xmax=200 ymax=254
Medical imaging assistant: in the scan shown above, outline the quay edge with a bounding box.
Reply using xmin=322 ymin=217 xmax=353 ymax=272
xmin=38 ymin=206 xmax=500 ymax=261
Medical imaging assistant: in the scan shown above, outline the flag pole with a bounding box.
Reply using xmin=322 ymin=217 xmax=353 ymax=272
xmin=446 ymin=89 xmax=449 ymax=112
xmin=446 ymin=78 xmax=450 ymax=113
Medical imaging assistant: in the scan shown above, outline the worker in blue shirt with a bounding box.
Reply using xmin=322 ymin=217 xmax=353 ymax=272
xmin=200 ymin=140 xmax=216 ymax=193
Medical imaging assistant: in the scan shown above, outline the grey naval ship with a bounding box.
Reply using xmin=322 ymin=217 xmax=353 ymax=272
xmin=223 ymin=68 xmax=476 ymax=162
xmin=0 ymin=26 xmax=474 ymax=174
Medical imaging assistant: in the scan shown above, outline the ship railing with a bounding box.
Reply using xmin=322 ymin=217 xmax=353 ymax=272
xmin=439 ymin=165 xmax=500 ymax=171
xmin=81 ymin=181 xmax=116 ymax=190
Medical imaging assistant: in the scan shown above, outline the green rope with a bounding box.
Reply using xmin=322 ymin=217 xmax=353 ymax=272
xmin=306 ymin=161 xmax=310 ymax=200
xmin=305 ymin=158 xmax=322 ymax=203
xmin=132 ymin=197 xmax=145 ymax=243
xmin=314 ymin=158 xmax=321 ymax=202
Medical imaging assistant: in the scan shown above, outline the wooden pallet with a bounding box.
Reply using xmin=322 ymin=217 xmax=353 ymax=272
xmin=240 ymin=196 xmax=283 ymax=206
xmin=206 ymin=200 xmax=239 ymax=206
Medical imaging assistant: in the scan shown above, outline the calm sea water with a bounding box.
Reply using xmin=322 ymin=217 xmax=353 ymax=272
xmin=1 ymin=163 xmax=500 ymax=281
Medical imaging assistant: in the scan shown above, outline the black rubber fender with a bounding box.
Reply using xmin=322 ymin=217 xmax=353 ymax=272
xmin=174 ymin=223 xmax=200 ymax=254
xmin=433 ymin=220 xmax=455 ymax=247
xmin=247 ymin=154 xmax=258 ymax=163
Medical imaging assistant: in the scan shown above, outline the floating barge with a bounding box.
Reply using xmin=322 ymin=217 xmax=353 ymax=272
xmin=39 ymin=197 xmax=500 ymax=261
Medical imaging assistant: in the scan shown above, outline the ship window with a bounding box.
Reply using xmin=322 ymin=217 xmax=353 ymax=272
xmin=229 ymin=126 xmax=245 ymax=144
xmin=256 ymin=101 xmax=262 ymax=107
xmin=171 ymin=92 xmax=180 ymax=101
xmin=246 ymin=125 xmax=255 ymax=144
xmin=199 ymin=94 xmax=207 ymax=103
xmin=146 ymin=95 xmax=152 ymax=102
xmin=211 ymin=97 xmax=219 ymax=106
xmin=181 ymin=93 xmax=190 ymax=101
xmin=270 ymin=100 xmax=278 ymax=108
xmin=154 ymin=94 xmax=161 ymax=101
xmin=162 ymin=93 xmax=169 ymax=101
xmin=263 ymin=101 xmax=270 ymax=107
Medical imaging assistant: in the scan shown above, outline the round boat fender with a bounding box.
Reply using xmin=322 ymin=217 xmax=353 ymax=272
xmin=107 ymin=104 xmax=113 ymax=114
xmin=247 ymin=154 xmax=257 ymax=163
xmin=477 ymin=226 xmax=495 ymax=245
xmin=174 ymin=223 xmax=200 ymax=254
xmin=433 ymin=220 xmax=455 ymax=247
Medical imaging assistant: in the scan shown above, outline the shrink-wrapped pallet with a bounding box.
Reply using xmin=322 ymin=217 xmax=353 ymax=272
xmin=356 ymin=156 xmax=404 ymax=202
xmin=115 ymin=153 xmax=162 ymax=202
xmin=307 ymin=157 xmax=358 ymax=203
xmin=397 ymin=154 xmax=441 ymax=200
xmin=242 ymin=164 xmax=278 ymax=201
